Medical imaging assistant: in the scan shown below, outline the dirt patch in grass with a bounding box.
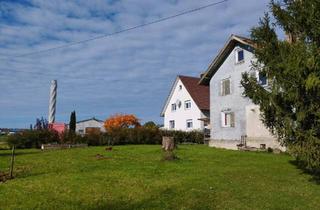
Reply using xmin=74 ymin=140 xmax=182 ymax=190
xmin=94 ymin=154 xmax=111 ymax=160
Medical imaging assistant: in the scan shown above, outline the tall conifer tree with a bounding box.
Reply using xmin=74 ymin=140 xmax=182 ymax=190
xmin=69 ymin=111 xmax=76 ymax=133
xmin=241 ymin=0 xmax=320 ymax=174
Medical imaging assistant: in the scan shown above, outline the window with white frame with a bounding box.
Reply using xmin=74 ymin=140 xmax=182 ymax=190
xmin=185 ymin=100 xmax=191 ymax=109
xmin=235 ymin=48 xmax=244 ymax=63
xmin=221 ymin=79 xmax=231 ymax=96
xmin=171 ymin=103 xmax=177 ymax=111
xmin=169 ymin=120 xmax=175 ymax=129
xmin=221 ymin=112 xmax=235 ymax=128
xmin=186 ymin=119 xmax=193 ymax=129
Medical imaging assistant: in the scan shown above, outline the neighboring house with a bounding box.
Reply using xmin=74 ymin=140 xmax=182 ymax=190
xmin=199 ymin=34 xmax=282 ymax=150
xmin=161 ymin=75 xmax=210 ymax=131
xmin=76 ymin=117 xmax=105 ymax=135
xmin=49 ymin=123 xmax=66 ymax=134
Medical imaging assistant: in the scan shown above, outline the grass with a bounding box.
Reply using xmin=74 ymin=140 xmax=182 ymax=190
xmin=0 ymin=145 xmax=319 ymax=210
xmin=0 ymin=135 xmax=9 ymax=150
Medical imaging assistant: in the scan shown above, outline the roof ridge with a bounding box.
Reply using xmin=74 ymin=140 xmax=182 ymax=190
xmin=178 ymin=75 xmax=200 ymax=79
xmin=77 ymin=117 xmax=103 ymax=123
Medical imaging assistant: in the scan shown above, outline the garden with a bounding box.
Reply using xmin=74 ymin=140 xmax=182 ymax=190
xmin=0 ymin=145 xmax=319 ymax=209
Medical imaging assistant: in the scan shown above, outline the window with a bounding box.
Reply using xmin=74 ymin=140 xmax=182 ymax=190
xmin=258 ymin=72 xmax=267 ymax=86
xmin=169 ymin=120 xmax=175 ymax=129
xmin=185 ymin=100 xmax=191 ymax=109
xmin=186 ymin=119 xmax=193 ymax=129
xmin=179 ymin=85 xmax=182 ymax=90
xmin=171 ymin=103 xmax=177 ymax=111
xmin=221 ymin=112 xmax=235 ymax=128
xmin=78 ymin=129 xmax=84 ymax=134
xmin=221 ymin=79 xmax=231 ymax=96
xmin=236 ymin=49 xmax=244 ymax=63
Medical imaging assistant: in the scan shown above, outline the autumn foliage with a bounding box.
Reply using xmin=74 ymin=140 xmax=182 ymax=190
xmin=104 ymin=114 xmax=140 ymax=132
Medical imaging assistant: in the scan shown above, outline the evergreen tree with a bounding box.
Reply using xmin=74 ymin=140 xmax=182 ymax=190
xmin=69 ymin=111 xmax=76 ymax=133
xmin=143 ymin=121 xmax=158 ymax=129
xmin=241 ymin=0 xmax=320 ymax=175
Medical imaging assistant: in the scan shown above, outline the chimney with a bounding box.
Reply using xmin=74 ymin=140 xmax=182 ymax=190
xmin=48 ymin=80 xmax=57 ymax=124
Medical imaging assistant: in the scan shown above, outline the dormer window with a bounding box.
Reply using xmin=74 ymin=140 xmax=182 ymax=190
xmin=236 ymin=48 xmax=244 ymax=63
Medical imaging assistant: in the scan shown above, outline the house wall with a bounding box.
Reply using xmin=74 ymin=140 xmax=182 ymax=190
xmin=209 ymin=44 xmax=278 ymax=150
xmin=245 ymin=105 xmax=284 ymax=150
xmin=163 ymin=78 xmax=204 ymax=131
xmin=76 ymin=120 xmax=105 ymax=135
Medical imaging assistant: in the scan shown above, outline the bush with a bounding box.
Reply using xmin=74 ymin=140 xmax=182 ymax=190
xmin=7 ymin=130 xmax=60 ymax=149
xmin=84 ymin=132 xmax=109 ymax=146
xmin=108 ymin=127 xmax=162 ymax=145
xmin=160 ymin=130 xmax=204 ymax=144
xmin=101 ymin=128 xmax=204 ymax=146
xmin=7 ymin=127 xmax=205 ymax=148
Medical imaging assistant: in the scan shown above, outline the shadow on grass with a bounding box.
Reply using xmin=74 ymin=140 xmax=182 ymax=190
xmin=56 ymin=188 xmax=215 ymax=210
xmin=289 ymin=160 xmax=320 ymax=184
xmin=0 ymin=150 xmax=41 ymax=157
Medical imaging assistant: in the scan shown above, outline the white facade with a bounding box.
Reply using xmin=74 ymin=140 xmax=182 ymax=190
xmin=161 ymin=77 xmax=208 ymax=131
xmin=76 ymin=118 xmax=105 ymax=135
xmin=200 ymin=35 xmax=282 ymax=150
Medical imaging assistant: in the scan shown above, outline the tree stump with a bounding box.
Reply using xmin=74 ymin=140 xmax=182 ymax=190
xmin=162 ymin=136 xmax=175 ymax=151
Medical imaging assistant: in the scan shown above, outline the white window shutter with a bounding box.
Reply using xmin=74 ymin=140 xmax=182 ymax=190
xmin=230 ymin=113 xmax=235 ymax=127
xmin=221 ymin=112 xmax=225 ymax=127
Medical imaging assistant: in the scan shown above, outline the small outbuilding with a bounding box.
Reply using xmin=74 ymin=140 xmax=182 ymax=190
xmin=76 ymin=117 xmax=105 ymax=135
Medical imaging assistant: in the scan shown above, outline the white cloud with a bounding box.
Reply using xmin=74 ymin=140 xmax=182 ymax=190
xmin=0 ymin=0 xmax=269 ymax=127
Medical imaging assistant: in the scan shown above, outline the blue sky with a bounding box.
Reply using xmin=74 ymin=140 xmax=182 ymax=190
xmin=0 ymin=0 xmax=270 ymax=128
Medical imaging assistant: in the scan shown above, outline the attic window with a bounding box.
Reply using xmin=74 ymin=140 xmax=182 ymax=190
xmin=185 ymin=100 xmax=191 ymax=110
xmin=171 ymin=103 xmax=177 ymax=111
xmin=179 ymin=85 xmax=182 ymax=90
xmin=236 ymin=48 xmax=244 ymax=63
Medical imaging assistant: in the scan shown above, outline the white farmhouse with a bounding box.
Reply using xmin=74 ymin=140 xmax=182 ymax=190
xmin=161 ymin=75 xmax=210 ymax=131
xmin=76 ymin=117 xmax=105 ymax=135
xmin=199 ymin=35 xmax=282 ymax=150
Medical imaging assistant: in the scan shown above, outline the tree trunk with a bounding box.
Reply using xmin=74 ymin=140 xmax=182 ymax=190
xmin=162 ymin=136 xmax=174 ymax=151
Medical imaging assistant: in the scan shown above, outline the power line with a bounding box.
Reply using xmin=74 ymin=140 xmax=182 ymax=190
xmin=1 ymin=0 xmax=228 ymax=60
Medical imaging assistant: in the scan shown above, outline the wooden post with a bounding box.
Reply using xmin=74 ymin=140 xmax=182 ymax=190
xmin=9 ymin=145 xmax=15 ymax=179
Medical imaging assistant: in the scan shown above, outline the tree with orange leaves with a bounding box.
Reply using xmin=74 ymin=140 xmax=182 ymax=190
xmin=104 ymin=114 xmax=140 ymax=132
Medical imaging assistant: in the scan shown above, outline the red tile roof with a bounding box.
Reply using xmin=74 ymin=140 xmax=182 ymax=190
xmin=178 ymin=75 xmax=209 ymax=111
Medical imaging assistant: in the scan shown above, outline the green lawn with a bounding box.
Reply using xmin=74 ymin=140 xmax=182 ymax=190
xmin=0 ymin=136 xmax=9 ymax=150
xmin=0 ymin=145 xmax=319 ymax=210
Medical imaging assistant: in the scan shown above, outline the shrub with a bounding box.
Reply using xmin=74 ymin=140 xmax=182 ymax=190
xmin=7 ymin=130 xmax=60 ymax=149
xmin=7 ymin=127 xmax=205 ymax=148
xmin=84 ymin=132 xmax=109 ymax=146
xmin=160 ymin=130 xmax=204 ymax=144
xmin=108 ymin=127 xmax=162 ymax=145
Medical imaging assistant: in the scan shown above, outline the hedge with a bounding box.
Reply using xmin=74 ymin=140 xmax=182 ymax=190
xmin=6 ymin=128 xmax=205 ymax=148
